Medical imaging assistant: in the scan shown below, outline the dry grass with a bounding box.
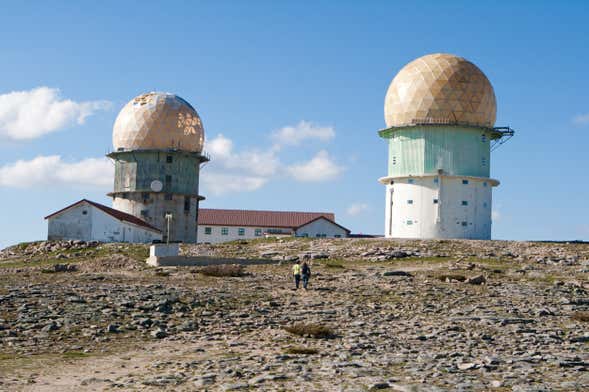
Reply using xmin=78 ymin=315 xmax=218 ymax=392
xmin=198 ymin=264 xmax=245 ymax=277
xmin=283 ymin=323 xmax=336 ymax=339
xmin=436 ymin=274 xmax=467 ymax=282
xmin=572 ymin=311 xmax=589 ymax=322
xmin=285 ymin=346 xmax=319 ymax=355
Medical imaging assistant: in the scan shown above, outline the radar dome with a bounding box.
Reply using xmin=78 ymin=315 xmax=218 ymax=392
xmin=113 ymin=92 xmax=204 ymax=152
xmin=384 ymin=53 xmax=496 ymax=129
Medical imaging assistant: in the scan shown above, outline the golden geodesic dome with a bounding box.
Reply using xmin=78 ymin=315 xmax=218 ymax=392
xmin=113 ymin=92 xmax=204 ymax=152
xmin=384 ymin=53 xmax=496 ymax=129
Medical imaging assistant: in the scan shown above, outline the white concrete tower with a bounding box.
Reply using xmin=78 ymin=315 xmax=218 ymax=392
xmin=378 ymin=53 xmax=513 ymax=239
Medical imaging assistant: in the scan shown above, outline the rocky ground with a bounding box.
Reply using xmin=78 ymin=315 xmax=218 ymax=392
xmin=0 ymin=238 xmax=588 ymax=391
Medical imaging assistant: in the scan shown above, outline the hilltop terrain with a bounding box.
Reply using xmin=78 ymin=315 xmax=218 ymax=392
xmin=0 ymin=238 xmax=588 ymax=391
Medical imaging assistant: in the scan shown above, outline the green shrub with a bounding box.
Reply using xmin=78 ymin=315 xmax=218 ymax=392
xmin=283 ymin=323 xmax=335 ymax=339
xmin=199 ymin=264 xmax=245 ymax=277
xmin=285 ymin=346 xmax=319 ymax=355
xmin=572 ymin=311 xmax=589 ymax=322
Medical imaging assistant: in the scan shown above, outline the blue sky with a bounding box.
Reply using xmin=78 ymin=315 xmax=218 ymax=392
xmin=1 ymin=1 xmax=588 ymax=248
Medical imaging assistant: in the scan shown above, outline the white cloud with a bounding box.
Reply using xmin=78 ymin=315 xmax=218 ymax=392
xmin=0 ymin=87 xmax=111 ymax=140
xmin=202 ymin=134 xmax=280 ymax=195
xmin=573 ymin=113 xmax=589 ymax=125
xmin=271 ymin=121 xmax=335 ymax=148
xmin=287 ymin=150 xmax=344 ymax=182
xmin=346 ymin=203 xmax=369 ymax=216
xmin=0 ymin=155 xmax=113 ymax=188
xmin=201 ymin=123 xmax=342 ymax=194
xmin=201 ymin=173 xmax=268 ymax=195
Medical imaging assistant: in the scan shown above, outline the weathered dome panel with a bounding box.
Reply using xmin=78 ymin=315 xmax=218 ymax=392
xmin=113 ymin=92 xmax=204 ymax=152
xmin=384 ymin=53 xmax=496 ymax=129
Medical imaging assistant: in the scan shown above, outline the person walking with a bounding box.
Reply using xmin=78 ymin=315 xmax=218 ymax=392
xmin=292 ymin=261 xmax=302 ymax=290
xmin=301 ymin=261 xmax=311 ymax=290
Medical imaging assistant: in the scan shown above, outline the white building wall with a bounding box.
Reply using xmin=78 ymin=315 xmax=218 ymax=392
xmin=47 ymin=203 xmax=93 ymax=241
xmin=295 ymin=218 xmax=348 ymax=238
xmin=47 ymin=202 xmax=161 ymax=243
xmin=386 ymin=176 xmax=493 ymax=240
xmin=197 ymin=225 xmax=292 ymax=244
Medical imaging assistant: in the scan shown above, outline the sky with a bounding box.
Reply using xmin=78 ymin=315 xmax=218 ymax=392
xmin=0 ymin=1 xmax=588 ymax=248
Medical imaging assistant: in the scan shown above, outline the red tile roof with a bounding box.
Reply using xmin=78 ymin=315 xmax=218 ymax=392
xmin=45 ymin=199 xmax=161 ymax=233
xmin=198 ymin=208 xmax=337 ymax=229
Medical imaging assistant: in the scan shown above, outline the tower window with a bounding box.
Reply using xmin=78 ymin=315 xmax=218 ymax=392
xmin=407 ymin=220 xmax=413 ymax=225
xmin=482 ymin=157 xmax=486 ymax=166
xmin=392 ymin=156 xmax=397 ymax=165
xmin=462 ymin=179 xmax=469 ymax=185
xmin=166 ymin=155 xmax=173 ymax=163
xmin=461 ymin=200 xmax=468 ymax=206
xmin=165 ymin=193 xmax=173 ymax=200
xmin=407 ymin=200 xmax=413 ymax=204
xmin=433 ymin=199 xmax=438 ymax=204
xmin=483 ymin=182 xmax=488 ymax=187
xmin=408 ymin=178 xmax=415 ymax=184
xmin=204 ymin=227 xmax=212 ymax=235
xmin=461 ymin=221 xmax=468 ymax=227
xmin=184 ymin=196 xmax=190 ymax=212
xmin=481 ymin=134 xmax=487 ymax=143
xmin=238 ymin=228 xmax=245 ymax=236
xmin=221 ymin=227 xmax=229 ymax=236
xmin=165 ymin=175 xmax=172 ymax=188
xmin=82 ymin=210 xmax=87 ymax=215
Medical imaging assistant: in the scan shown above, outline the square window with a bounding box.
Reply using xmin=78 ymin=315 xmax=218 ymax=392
xmin=204 ymin=227 xmax=212 ymax=235
xmin=462 ymin=179 xmax=469 ymax=185
xmin=483 ymin=182 xmax=488 ymax=187
xmin=407 ymin=220 xmax=413 ymax=225
xmin=408 ymin=178 xmax=414 ymax=184
xmin=166 ymin=155 xmax=173 ymax=163
xmin=238 ymin=228 xmax=245 ymax=236
xmin=254 ymin=229 xmax=262 ymax=237
xmin=221 ymin=227 xmax=229 ymax=236
xmin=407 ymin=200 xmax=413 ymax=204
xmin=82 ymin=210 xmax=87 ymax=215
xmin=433 ymin=199 xmax=438 ymax=204
xmin=461 ymin=200 xmax=468 ymax=206
xmin=461 ymin=221 xmax=468 ymax=227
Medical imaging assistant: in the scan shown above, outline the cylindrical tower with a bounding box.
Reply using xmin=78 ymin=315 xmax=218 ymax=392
xmin=378 ymin=53 xmax=507 ymax=239
xmin=107 ymin=92 xmax=208 ymax=243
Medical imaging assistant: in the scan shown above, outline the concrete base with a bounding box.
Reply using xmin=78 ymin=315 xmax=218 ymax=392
xmin=146 ymin=255 xmax=278 ymax=267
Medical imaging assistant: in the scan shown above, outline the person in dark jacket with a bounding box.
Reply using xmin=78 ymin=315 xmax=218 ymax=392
xmin=301 ymin=261 xmax=311 ymax=290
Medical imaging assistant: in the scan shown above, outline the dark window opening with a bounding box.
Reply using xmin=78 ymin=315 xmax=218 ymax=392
xmin=165 ymin=175 xmax=172 ymax=189
xmin=166 ymin=155 xmax=173 ymax=163
xmin=165 ymin=193 xmax=173 ymax=201
xmin=433 ymin=199 xmax=438 ymax=204
xmin=82 ymin=210 xmax=87 ymax=215
xmin=184 ymin=196 xmax=190 ymax=212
